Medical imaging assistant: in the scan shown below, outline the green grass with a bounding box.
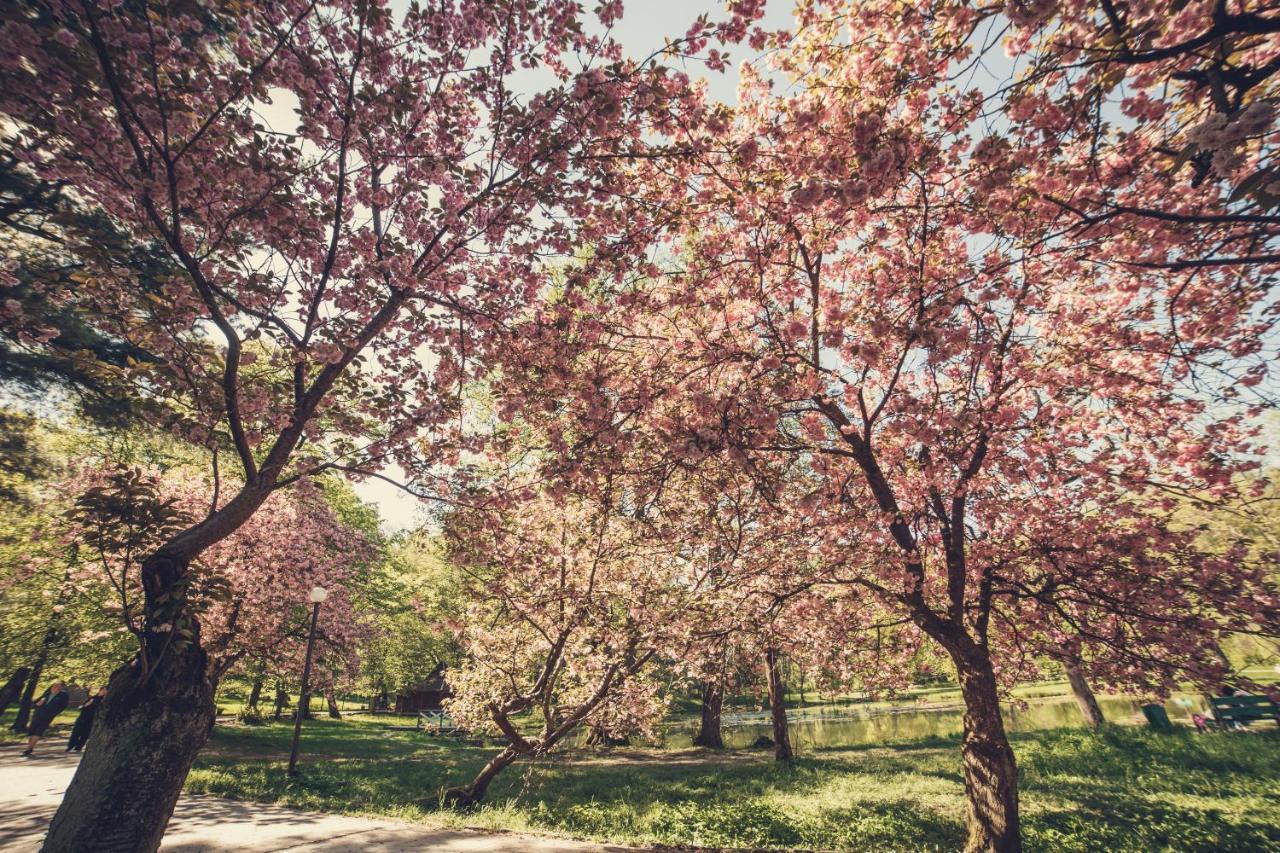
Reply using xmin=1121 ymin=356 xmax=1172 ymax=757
xmin=183 ymin=716 xmax=1280 ymax=851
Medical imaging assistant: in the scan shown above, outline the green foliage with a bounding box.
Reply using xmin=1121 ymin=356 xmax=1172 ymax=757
xmin=0 ymin=149 xmax=171 ymax=428
xmin=355 ymin=533 xmax=463 ymax=696
xmin=1170 ymin=467 xmax=1280 ymax=669
xmin=235 ymin=709 xmax=268 ymax=726
xmin=0 ymin=412 xmax=132 ymax=684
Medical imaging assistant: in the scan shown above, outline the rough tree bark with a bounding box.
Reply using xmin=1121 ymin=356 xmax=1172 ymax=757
xmin=442 ymin=746 xmax=520 ymax=808
xmin=325 ymin=691 xmax=341 ymax=720
xmin=692 ymin=680 xmax=724 ymax=748
xmin=948 ymin=642 xmax=1021 ymax=853
xmin=0 ymin=666 xmax=31 ymax=716
xmin=41 ymin=623 xmax=214 ymax=851
xmin=41 ymin=553 xmax=217 ymax=853
xmin=10 ymin=660 xmax=44 ymax=734
xmin=764 ymin=648 xmax=793 ymax=762
xmin=1064 ymin=662 xmax=1105 ymax=729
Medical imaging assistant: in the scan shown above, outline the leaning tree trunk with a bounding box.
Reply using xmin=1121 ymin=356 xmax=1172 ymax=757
xmin=765 ymin=648 xmax=793 ymax=762
xmin=325 ymin=691 xmax=341 ymax=720
xmin=950 ymin=643 xmax=1021 ymax=853
xmin=246 ymin=677 xmax=263 ymax=711
xmin=0 ymin=666 xmax=31 ymax=716
xmin=1064 ymin=662 xmax=1105 ymax=729
xmin=692 ymin=680 xmax=724 ymax=748
xmin=41 ymin=553 xmax=216 ymax=853
xmin=11 ymin=659 xmax=44 ymax=733
xmin=443 ymin=745 xmax=520 ymax=808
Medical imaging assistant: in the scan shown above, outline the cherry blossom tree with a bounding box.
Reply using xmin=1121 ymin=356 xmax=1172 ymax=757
xmin=1000 ymin=0 xmax=1280 ymax=279
xmin=197 ymin=481 xmax=373 ymax=691
xmin=65 ymin=464 xmax=372 ymax=697
xmin=0 ymin=0 xmax=710 ymax=846
xmin=440 ymin=484 xmax=708 ymax=806
xmin=487 ymin=3 xmax=1278 ymax=850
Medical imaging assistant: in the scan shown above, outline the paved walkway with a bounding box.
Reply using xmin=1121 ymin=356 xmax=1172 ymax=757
xmin=0 ymin=746 xmax=632 ymax=852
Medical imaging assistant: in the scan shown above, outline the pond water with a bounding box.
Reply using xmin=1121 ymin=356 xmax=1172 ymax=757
xmin=652 ymin=692 xmax=1205 ymax=751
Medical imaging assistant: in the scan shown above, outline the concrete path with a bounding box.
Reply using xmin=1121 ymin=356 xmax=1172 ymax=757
xmin=0 ymin=746 xmax=633 ymax=852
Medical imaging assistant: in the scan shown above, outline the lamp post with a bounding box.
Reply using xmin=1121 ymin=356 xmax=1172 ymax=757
xmin=287 ymin=585 xmax=327 ymax=777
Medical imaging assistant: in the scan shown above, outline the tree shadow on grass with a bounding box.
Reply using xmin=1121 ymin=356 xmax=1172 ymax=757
xmin=1023 ymin=797 xmax=1280 ymax=853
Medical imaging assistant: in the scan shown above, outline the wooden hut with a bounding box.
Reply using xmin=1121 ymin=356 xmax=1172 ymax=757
xmin=392 ymin=662 xmax=450 ymax=714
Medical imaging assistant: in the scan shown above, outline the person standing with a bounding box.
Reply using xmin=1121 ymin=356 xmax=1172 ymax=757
xmin=66 ymin=686 xmax=107 ymax=753
xmin=21 ymin=680 xmax=69 ymax=757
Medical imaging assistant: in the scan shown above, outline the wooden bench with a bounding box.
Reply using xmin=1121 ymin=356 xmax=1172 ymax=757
xmin=1207 ymin=694 xmax=1280 ymax=729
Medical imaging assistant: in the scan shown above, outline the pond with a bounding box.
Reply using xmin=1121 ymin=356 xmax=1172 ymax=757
xmin=654 ymin=692 xmax=1207 ymax=751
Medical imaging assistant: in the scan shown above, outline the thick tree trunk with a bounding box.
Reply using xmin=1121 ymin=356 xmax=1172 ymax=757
xmin=443 ymin=745 xmax=519 ymax=808
xmin=11 ymin=659 xmax=44 ymax=733
xmin=0 ymin=666 xmax=31 ymax=715
xmin=247 ymin=678 xmax=263 ymax=711
xmin=41 ymin=551 xmax=217 ymax=853
xmin=41 ymin=641 xmax=214 ymax=853
xmin=692 ymin=680 xmax=724 ymax=748
xmin=764 ymin=648 xmax=793 ymax=762
xmin=952 ymin=646 xmax=1021 ymax=853
xmin=325 ymin=691 xmax=341 ymax=720
xmin=1064 ymin=662 xmax=1105 ymax=729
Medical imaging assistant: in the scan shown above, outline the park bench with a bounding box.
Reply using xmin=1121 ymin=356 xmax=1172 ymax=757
xmin=416 ymin=710 xmax=461 ymax=734
xmin=1206 ymin=694 xmax=1280 ymax=730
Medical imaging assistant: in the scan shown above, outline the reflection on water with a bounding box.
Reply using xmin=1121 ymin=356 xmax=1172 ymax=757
xmin=655 ymin=692 xmax=1204 ymax=751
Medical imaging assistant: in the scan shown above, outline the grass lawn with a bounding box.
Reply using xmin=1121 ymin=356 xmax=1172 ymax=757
xmin=182 ymin=717 xmax=1280 ymax=852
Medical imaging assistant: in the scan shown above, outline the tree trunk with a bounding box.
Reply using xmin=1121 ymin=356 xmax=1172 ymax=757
xmin=41 ymin=550 xmax=218 ymax=853
xmin=0 ymin=666 xmax=31 ymax=716
xmin=765 ymin=648 xmax=792 ymax=762
xmin=952 ymin=646 xmax=1021 ymax=853
xmin=247 ymin=677 xmax=263 ymax=711
xmin=40 ymin=640 xmax=214 ymax=852
xmin=273 ymin=685 xmax=287 ymax=720
xmin=692 ymin=680 xmax=724 ymax=748
xmin=1064 ymin=662 xmax=1105 ymax=729
xmin=11 ymin=659 xmax=44 ymax=733
xmin=325 ymin=691 xmax=341 ymax=720
xmin=443 ymin=745 xmax=520 ymax=808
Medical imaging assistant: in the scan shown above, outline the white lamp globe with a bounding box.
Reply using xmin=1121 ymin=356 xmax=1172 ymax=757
xmin=308 ymin=586 xmax=328 ymax=604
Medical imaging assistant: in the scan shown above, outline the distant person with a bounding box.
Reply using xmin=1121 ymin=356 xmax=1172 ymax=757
xmin=66 ymin=686 xmax=107 ymax=753
xmin=21 ymin=680 xmax=69 ymax=757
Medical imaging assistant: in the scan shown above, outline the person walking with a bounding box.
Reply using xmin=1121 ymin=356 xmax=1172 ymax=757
xmin=66 ymin=686 xmax=107 ymax=752
xmin=21 ymin=680 xmax=69 ymax=757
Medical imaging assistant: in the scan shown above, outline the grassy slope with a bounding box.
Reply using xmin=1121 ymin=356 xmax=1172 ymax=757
xmin=183 ymin=717 xmax=1280 ymax=852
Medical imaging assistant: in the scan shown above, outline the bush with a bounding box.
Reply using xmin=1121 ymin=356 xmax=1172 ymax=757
xmin=236 ymin=709 xmax=267 ymax=726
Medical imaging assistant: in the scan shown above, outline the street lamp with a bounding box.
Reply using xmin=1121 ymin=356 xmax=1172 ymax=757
xmin=287 ymin=586 xmax=327 ymax=776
